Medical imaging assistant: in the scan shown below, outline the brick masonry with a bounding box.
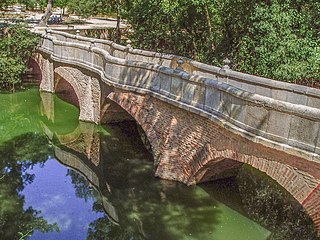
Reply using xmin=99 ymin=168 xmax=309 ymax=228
xmin=107 ymin=90 xmax=320 ymax=231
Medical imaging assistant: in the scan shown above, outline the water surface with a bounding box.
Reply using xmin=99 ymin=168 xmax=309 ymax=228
xmin=0 ymin=88 xmax=317 ymax=240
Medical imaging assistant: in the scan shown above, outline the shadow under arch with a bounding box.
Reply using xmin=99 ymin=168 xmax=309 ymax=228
xmin=101 ymin=91 xmax=158 ymax=160
xmin=189 ymin=143 xmax=320 ymax=238
xmin=53 ymin=66 xmax=101 ymax=124
xmin=25 ymin=57 xmax=42 ymax=84
xmin=54 ymin=70 xmax=81 ymax=108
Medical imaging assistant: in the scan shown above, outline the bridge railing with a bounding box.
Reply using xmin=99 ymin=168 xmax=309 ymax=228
xmin=45 ymin=29 xmax=320 ymax=110
xmin=39 ymin=30 xmax=320 ymax=161
xmin=46 ymin=30 xmax=175 ymax=67
xmin=191 ymin=61 xmax=320 ymax=110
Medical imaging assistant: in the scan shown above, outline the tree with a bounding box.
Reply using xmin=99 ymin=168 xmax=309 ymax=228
xmin=226 ymin=0 xmax=320 ymax=84
xmin=125 ymin=0 xmax=222 ymax=63
xmin=124 ymin=0 xmax=320 ymax=84
xmin=0 ymin=25 xmax=40 ymax=91
xmin=0 ymin=0 xmax=14 ymax=9
xmin=55 ymin=0 xmax=69 ymax=15
xmin=66 ymin=0 xmax=126 ymax=42
xmin=18 ymin=0 xmax=47 ymax=11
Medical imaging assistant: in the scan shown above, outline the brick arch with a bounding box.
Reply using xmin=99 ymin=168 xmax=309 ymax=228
xmin=105 ymin=90 xmax=320 ymax=232
xmin=187 ymin=143 xmax=320 ymax=231
xmin=188 ymin=143 xmax=319 ymax=199
xmin=54 ymin=66 xmax=101 ymax=124
xmin=106 ymin=91 xmax=170 ymax=164
xmin=55 ymin=73 xmax=80 ymax=107
xmin=27 ymin=57 xmax=42 ymax=82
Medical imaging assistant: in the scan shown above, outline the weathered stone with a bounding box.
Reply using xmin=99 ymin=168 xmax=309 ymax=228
xmin=171 ymin=77 xmax=182 ymax=97
xmin=229 ymin=96 xmax=246 ymax=124
xmin=244 ymin=105 xmax=269 ymax=134
xmin=192 ymin=84 xmax=206 ymax=107
xmin=204 ymin=86 xmax=221 ymax=112
xmin=308 ymin=96 xmax=320 ymax=109
xmin=182 ymin=82 xmax=195 ymax=104
xmin=255 ymin=86 xmax=272 ymax=98
xmin=289 ymin=116 xmax=319 ymax=152
xmin=272 ymin=89 xmax=288 ymax=101
xmin=159 ymin=73 xmax=172 ymax=95
xmin=266 ymin=110 xmax=291 ymax=142
xmin=37 ymin=54 xmax=54 ymax=93
xmin=287 ymin=92 xmax=308 ymax=105
xmin=228 ymin=79 xmax=242 ymax=89
xmin=241 ymin=83 xmax=256 ymax=94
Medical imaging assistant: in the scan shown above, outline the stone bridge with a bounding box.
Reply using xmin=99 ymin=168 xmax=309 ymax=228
xmin=35 ymin=29 xmax=320 ymax=232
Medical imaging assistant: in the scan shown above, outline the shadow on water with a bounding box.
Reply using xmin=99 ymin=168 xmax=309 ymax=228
xmin=1 ymin=88 xmax=318 ymax=239
xmin=55 ymin=121 xmax=223 ymax=240
xmin=201 ymin=165 xmax=319 ymax=240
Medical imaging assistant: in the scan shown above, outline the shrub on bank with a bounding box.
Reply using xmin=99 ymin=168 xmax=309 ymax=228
xmin=0 ymin=24 xmax=39 ymax=91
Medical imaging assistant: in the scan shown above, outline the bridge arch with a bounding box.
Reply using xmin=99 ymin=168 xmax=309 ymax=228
xmin=188 ymin=143 xmax=319 ymax=198
xmin=103 ymin=90 xmax=320 ymax=230
xmin=26 ymin=57 xmax=42 ymax=83
xmin=187 ymin=143 xmax=320 ymax=230
xmin=103 ymin=91 xmax=163 ymax=163
xmin=54 ymin=66 xmax=101 ymax=124
xmin=54 ymin=72 xmax=80 ymax=107
xmin=34 ymin=29 xmax=320 ymax=235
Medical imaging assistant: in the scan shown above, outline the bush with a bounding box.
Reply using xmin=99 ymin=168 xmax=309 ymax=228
xmin=0 ymin=24 xmax=40 ymax=91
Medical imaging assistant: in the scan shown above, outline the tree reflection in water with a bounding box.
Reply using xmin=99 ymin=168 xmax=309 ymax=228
xmin=237 ymin=165 xmax=318 ymax=240
xmin=59 ymin=120 xmax=319 ymax=239
xmin=202 ymin=164 xmax=319 ymax=240
xmin=64 ymin=121 xmax=222 ymax=240
xmin=0 ymin=133 xmax=59 ymax=240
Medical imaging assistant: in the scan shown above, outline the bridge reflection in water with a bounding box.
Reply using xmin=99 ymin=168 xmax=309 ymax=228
xmin=39 ymin=91 xmax=318 ymax=240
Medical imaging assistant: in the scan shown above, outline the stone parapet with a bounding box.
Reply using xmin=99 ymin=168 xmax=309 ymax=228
xmin=46 ymin=30 xmax=320 ymax=108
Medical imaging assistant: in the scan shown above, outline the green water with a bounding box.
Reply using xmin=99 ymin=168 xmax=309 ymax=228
xmin=0 ymin=88 xmax=318 ymax=240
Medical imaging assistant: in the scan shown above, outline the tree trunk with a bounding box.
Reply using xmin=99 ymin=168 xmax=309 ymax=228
xmin=204 ymin=4 xmax=215 ymax=50
xmin=39 ymin=0 xmax=53 ymax=27
xmin=115 ymin=0 xmax=122 ymax=43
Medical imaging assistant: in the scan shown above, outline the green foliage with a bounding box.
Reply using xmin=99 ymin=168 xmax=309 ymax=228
xmin=0 ymin=0 xmax=47 ymax=10
xmin=232 ymin=1 xmax=320 ymax=83
xmin=0 ymin=57 xmax=25 ymax=90
xmin=3 ymin=0 xmax=319 ymax=84
xmin=0 ymin=0 xmax=14 ymax=9
xmin=124 ymin=0 xmax=320 ymax=83
xmin=0 ymin=25 xmax=40 ymax=91
xmin=66 ymin=0 xmax=116 ymax=18
xmin=126 ymin=0 xmax=222 ymax=63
